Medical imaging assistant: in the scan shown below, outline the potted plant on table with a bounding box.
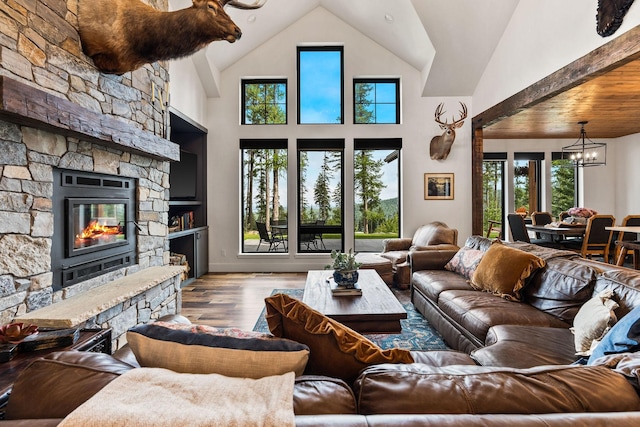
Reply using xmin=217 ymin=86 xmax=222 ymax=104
xmin=326 ymin=249 xmax=362 ymax=288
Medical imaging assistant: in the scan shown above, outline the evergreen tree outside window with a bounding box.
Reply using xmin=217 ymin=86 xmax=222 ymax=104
xmin=354 ymin=139 xmax=401 ymax=252
xmin=482 ymin=154 xmax=506 ymax=238
xmin=240 ymin=139 xmax=288 ymax=253
xmin=354 ymin=79 xmax=400 ymax=124
xmin=297 ymin=139 xmax=344 ymax=253
xmin=242 ymin=79 xmax=287 ymax=124
xmin=297 ymin=47 xmax=344 ymax=124
xmin=551 ymin=153 xmax=578 ymax=218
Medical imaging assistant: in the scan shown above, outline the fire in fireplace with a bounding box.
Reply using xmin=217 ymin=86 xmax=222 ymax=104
xmin=52 ymin=169 xmax=138 ymax=290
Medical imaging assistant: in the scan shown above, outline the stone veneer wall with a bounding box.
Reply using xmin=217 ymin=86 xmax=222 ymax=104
xmin=0 ymin=0 xmax=181 ymax=347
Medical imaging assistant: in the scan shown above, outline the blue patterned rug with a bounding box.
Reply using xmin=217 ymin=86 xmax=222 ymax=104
xmin=253 ymin=288 xmax=449 ymax=351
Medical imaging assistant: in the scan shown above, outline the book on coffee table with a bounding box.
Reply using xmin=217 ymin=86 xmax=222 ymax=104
xmin=326 ymin=277 xmax=362 ymax=296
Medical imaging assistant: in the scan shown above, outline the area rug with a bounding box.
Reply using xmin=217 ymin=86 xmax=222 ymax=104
xmin=252 ymin=289 xmax=449 ymax=351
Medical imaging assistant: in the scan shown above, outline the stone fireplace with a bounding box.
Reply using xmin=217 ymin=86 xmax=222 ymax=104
xmin=0 ymin=0 xmax=185 ymax=350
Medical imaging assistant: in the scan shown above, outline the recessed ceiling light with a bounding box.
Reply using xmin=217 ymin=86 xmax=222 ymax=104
xmin=248 ymin=14 xmax=257 ymax=23
xmin=384 ymin=13 xmax=394 ymax=23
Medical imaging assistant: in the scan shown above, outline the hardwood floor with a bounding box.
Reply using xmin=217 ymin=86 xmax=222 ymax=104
xmin=180 ymin=272 xmax=307 ymax=330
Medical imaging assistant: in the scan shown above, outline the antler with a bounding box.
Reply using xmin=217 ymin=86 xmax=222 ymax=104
xmin=223 ymin=0 xmax=267 ymax=9
xmin=434 ymin=103 xmax=448 ymax=126
xmin=453 ymin=102 xmax=468 ymax=125
xmin=434 ymin=102 xmax=467 ymax=127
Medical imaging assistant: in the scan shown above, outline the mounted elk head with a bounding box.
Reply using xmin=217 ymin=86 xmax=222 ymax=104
xmin=429 ymin=102 xmax=467 ymax=160
xmin=78 ymin=0 xmax=266 ymax=74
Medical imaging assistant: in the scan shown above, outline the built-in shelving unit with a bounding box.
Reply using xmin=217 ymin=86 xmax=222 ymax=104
xmin=168 ymin=108 xmax=208 ymax=285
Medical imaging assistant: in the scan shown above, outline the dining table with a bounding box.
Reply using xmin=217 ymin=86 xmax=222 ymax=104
xmin=605 ymin=226 xmax=640 ymax=268
xmin=525 ymin=223 xmax=586 ymax=242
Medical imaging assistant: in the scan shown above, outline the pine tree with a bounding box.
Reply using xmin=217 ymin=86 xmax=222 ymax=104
xmin=354 ymin=150 xmax=385 ymax=233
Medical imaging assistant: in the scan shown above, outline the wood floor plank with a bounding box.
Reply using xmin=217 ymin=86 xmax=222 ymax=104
xmin=180 ymin=272 xmax=307 ymax=331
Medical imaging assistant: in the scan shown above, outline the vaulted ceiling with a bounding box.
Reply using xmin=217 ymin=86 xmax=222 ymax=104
xmin=170 ymin=0 xmax=519 ymax=97
xmin=171 ymin=0 xmax=640 ymax=141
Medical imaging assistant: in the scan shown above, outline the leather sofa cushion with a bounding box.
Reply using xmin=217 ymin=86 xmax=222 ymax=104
xmin=471 ymin=325 xmax=578 ymax=368
xmin=411 ymin=270 xmax=473 ymax=303
xmin=437 ymin=290 xmax=569 ymax=343
xmin=5 ymin=351 xmax=134 ymax=420
xmin=523 ymin=257 xmax=598 ymax=323
xmin=354 ymin=363 xmax=640 ymax=415
xmin=294 ymin=375 xmax=358 ymax=415
xmin=410 ymin=350 xmax=477 ymax=366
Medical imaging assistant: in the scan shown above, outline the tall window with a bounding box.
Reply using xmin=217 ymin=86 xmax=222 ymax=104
xmin=354 ymin=79 xmax=400 ymax=124
xmin=482 ymin=154 xmax=506 ymax=238
xmin=241 ymin=79 xmax=287 ymax=124
xmin=514 ymin=153 xmax=543 ymax=215
xmin=297 ymin=139 xmax=344 ymax=253
xmin=551 ymin=153 xmax=578 ymax=218
xmin=354 ymin=139 xmax=401 ymax=252
xmin=240 ymin=139 xmax=288 ymax=253
xmin=297 ymin=47 xmax=344 ymax=124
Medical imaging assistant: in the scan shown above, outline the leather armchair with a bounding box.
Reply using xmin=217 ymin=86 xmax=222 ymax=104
xmin=381 ymin=221 xmax=458 ymax=289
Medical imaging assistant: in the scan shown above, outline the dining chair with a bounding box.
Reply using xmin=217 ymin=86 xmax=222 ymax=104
xmin=256 ymin=221 xmax=286 ymax=252
xmin=562 ymin=214 xmax=616 ymax=262
xmin=613 ymin=214 xmax=640 ymax=264
xmin=314 ymin=219 xmax=326 ymax=249
xmin=531 ymin=211 xmax=553 ymax=239
xmin=507 ymin=213 xmax=560 ymax=248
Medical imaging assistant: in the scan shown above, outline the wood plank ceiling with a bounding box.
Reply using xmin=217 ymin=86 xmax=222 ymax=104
xmin=483 ymin=59 xmax=640 ymax=140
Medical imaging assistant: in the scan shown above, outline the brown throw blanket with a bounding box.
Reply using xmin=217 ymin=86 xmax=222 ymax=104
xmin=59 ymin=368 xmax=295 ymax=427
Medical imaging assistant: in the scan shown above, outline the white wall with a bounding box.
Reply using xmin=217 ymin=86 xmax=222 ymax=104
xmin=204 ymin=7 xmax=472 ymax=272
xmin=474 ymin=0 xmax=640 ymax=113
xmin=169 ymin=57 xmax=208 ymax=127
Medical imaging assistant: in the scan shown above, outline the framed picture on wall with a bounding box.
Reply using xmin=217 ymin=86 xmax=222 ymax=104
xmin=424 ymin=173 xmax=454 ymax=200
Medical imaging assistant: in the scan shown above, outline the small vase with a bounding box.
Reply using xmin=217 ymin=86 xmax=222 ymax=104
xmin=570 ymin=216 xmax=587 ymax=224
xmin=333 ymin=270 xmax=359 ymax=288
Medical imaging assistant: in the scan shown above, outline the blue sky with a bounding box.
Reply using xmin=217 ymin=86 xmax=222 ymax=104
xmin=299 ymin=50 xmax=342 ymax=124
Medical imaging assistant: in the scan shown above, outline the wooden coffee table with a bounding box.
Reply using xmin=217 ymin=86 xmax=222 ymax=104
xmin=302 ymin=270 xmax=407 ymax=333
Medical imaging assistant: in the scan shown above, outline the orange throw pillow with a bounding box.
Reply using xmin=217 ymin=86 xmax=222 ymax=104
xmin=264 ymin=293 xmax=413 ymax=384
xmin=471 ymin=241 xmax=545 ymax=301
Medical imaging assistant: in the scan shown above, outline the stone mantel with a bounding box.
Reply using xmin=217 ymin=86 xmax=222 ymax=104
xmin=0 ymin=76 xmax=179 ymax=162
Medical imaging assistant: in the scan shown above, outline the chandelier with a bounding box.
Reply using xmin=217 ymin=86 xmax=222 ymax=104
xmin=561 ymin=121 xmax=607 ymax=167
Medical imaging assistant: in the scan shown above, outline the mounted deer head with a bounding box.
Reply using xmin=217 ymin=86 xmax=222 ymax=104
xmin=78 ymin=0 xmax=266 ymax=75
xmin=429 ymin=102 xmax=467 ymax=160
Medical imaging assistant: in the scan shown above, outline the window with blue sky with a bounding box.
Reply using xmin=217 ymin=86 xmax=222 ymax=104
xmin=354 ymin=79 xmax=400 ymax=124
xmin=297 ymin=46 xmax=343 ymax=124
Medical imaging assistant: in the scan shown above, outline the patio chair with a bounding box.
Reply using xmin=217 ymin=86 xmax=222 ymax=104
xmin=256 ymin=222 xmax=286 ymax=252
xmin=507 ymin=213 xmax=561 ymax=248
xmin=562 ymin=214 xmax=616 ymax=262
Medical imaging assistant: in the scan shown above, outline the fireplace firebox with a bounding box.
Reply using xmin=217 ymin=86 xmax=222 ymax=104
xmin=52 ymin=169 xmax=137 ymax=290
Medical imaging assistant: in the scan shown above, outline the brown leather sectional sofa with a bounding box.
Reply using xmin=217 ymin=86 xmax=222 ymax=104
xmin=3 ymin=349 xmax=640 ymax=425
xmin=4 ymin=236 xmax=640 ymax=425
xmin=409 ymin=235 xmax=640 ymax=369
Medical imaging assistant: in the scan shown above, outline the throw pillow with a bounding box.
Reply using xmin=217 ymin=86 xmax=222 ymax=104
xmin=470 ymin=241 xmax=546 ymax=301
xmin=444 ymin=246 xmax=485 ymax=280
xmin=264 ymin=293 xmax=414 ymax=384
xmin=588 ymin=304 xmax=640 ymax=364
xmin=127 ymin=322 xmax=309 ymax=378
xmin=571 ymin=289 xmax=619 ymax=356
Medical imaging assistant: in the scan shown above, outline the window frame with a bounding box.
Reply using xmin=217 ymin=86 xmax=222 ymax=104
xmin=240 ymin=139 xmax=289 ymax=253
xmin=297 ymin=46 xmax=344 ymax=125
xmin=241 ymin=79 xmax=287 ymax=125
xmin=353 ymin=78 xmax=400 ymax=124
xmin=353 ymin=138 xmax=402 ymax=253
